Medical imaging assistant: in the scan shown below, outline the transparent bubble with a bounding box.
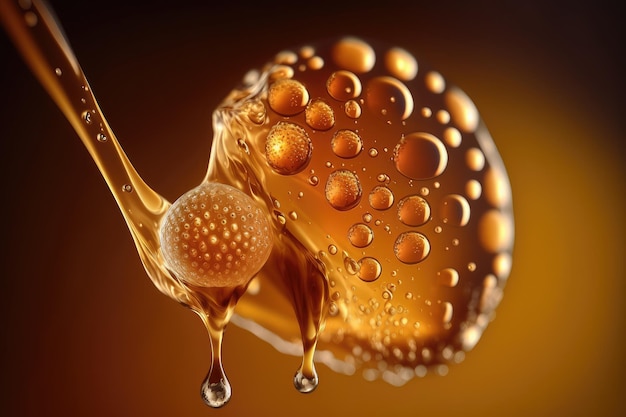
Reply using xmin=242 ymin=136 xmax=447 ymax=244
xmin=357 ymin=257 xmax=382 ymax=282
xmin=268 ymin=78 xmax=309 ymax=116
xmin=440 ymin=194 xmax=471 ymax=227
xmin=393 ymin=132 xmax=448 ymax=180
xmin=325 ymin=170 xmax=362 ymax=210
xmin=331 ymin=129 xmax=363 ymax=158
xmin=265 ymin=122 xmax=312 ymax=175
xmin=326 ymin=70 xmax=362 ymax=101
xmin=305 ymin=99 xmax=335 ymax=131
xmin=397 ymin=195 xmax=431 ymax=226
xmin=365 ymin=76 xmax=414 ymax=120
xmin=393 ymin=232 xmax=430 ymax=264
xmin=368 ymin=185 xmax=394 ymax=210
xmin=348 ymin=223 xmax=374 ymax=248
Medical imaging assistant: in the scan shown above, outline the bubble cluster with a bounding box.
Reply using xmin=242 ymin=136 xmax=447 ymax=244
xmin=210 ymin=35 xmax=513 ymax=390
xmin=160 ymin=182 xmax=272 ymax=287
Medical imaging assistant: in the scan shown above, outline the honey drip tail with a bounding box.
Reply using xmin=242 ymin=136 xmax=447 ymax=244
xmin=193 ymin=285 xmax=247 ymax=408
xmin=0 ymin=0 xmax=195 ymax=305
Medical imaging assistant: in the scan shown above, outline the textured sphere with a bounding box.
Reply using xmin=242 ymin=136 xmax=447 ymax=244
xmin=160 ymin=182 xmax=272 ymax=287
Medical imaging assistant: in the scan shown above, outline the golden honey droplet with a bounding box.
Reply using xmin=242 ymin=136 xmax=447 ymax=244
xmin=479 ymin=209 xmax=514 ymax=253
xmin=331 ymin=129 xmax=363 ymax=158
xmin=437 ymin=268 xmax=460 ymax=287
xmin=466 ymin=147 xmax=485 ymax=171
xmin=305 ymin=99 xmax=335 ymax=131
xmin=393 ymin=132 xmax=448 ymax=180
xmin=265 ymin=122 xmax=312 ymax=175
xmin=465 ymin=179 xmax=482 ymax=200
xmin=268 ymin=78 xmax=309 ymax=116
xmin=393 ymin=231 xmax=430 ymax=264
xmin=445 ymin=86 xmax=479 ymax=133
xmin=365 ymin=76 xmax=414 ymax=120
xmin=425 ymin=70 xmax=445 ymax=94
xmin=384 ymin=47 xmax=418 ymax=81
xmin=357 ymin=257 xmax=382 ymax=282
xmin=325 ymin=169 xmax=362 ymax=210
xmin=348 ymin=223 xmax=374 ymax=248
xmin=368 ymin=185 xmax=394 ymax=210
xmin=326 ymin=70 xmax=362 ymax=101
xmin=344 ymin=99 xmax=362 ymax=118
xmin=332 ymin=37 xmax=376 ymax=73
xmin=440 ymin=194 xmax=471 ymax=227
xmin=397 ymin=195 xmax=431 ymax=226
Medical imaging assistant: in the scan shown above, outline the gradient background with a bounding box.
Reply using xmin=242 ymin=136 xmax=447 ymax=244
xmin=1 ymin=0 xmax=623 ymax=416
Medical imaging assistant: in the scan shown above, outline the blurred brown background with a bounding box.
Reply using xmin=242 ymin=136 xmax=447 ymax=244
xmin=1 ymin=0 xmax=623 ymax=416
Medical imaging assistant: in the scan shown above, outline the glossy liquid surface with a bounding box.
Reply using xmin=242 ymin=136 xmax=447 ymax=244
xmin=1 ymin=0 xmax=513 ymax=406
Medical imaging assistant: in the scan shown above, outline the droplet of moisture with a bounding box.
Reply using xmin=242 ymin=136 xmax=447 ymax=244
xmin=325 ymin=170 xmax=362 ymax=210
xmin=368 ymin=186 xmax=394 ymax=210
xmin=397 ymin=195 xmax=431 ymax=226
xmin=268 ymin=78 xmax=309 ymax=116
xmin=331 ymin=130 xmax=363 ymax=158
xmin=265 ymin=122 xmax=312 ymax=175
xmin=393 ymin=132 xmax=448 ymax=180
xmin=385 ymin=47 xmax=418 ymax=81
xmin=332 ymin=37 xmax=376 ymax=73
xmin=327 ymin=70 xmax=362 ymax=101
xmin=348 ymin=223 xmax=374 ymax=248
xmin=394 ymin=231 xmax=430 ymax=264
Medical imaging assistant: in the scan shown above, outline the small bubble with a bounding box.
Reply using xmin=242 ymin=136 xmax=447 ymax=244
xmin=308 ymin=175 xmax=319 ymax=186
xmin=445 ymin=86 xmax=479 ymax=133
xmin=440 ymin=194 xmax=471 ymax=227
xmin=97 ymin=133 xmax=108 ymax=142
xmin=327 ymin=70 xmax=362 ymax=101
xmin=54 ymin=68 xmax=62 ymax=76
xmin=363 ymin=213 xmax=373 ymax=223
xmin=394 ymin=232 xmax=430 ymax=264
xmin=308 ymin=56 xmax=324 ymax=70
xmin=265 ymin=122 xmax=312 ymax=175
xmin=348 ymin=223 xmax=374 ymax=248
xmin=468 ymin=262 xmax=477 ymax=272
xmin=443 ymin=127 xmax=462 ymax=148
xmin=437 ymin=268 xmax=459 ymax=287
xmin=268 ymin=79 xmax=309 ymax=116
xmin=466 ymin=147 xmax=486 ymax=171
xmin=332 ymin=37 xmax=376 ymax=73
xmin=365 ymin=76 xmax=414 ymax=120
xmin=122 ymin=184 xmax=133 ymax=193
xmin=397 ymin=195 xmax=431 ymax=226
xmin=331 ymin=130 xmax=363 ymax=158
xmin=82 ymin=110 xmax=92 ymax=124
xmin=393 ymin=132 xmax=448 ymax=180
xmin=24 ymin=11 xmax=37 ymax=27
xmin=436 ymin=110 xmax=450 ymax=124
xmin=465 ymin=179 xmax=482 ymax=200
xmin=305 ymin=99 xmax=335 ymax=131
xmin=425 ymin=71 xmax=445 ymax=94
xmin=368 ymin=148 xmax=379 ymax=157
xmin=357 ymin=257 xmax=382 ymax=282
xmin=368 ymin=186 xmax=394 ymax=210
xmin=325 ymin=170 xmax=362 ymax=210
xmin=344 ymin=100 xmax=362 ymax=118
xmin=478 ymin=209 xmax=514 ymax=253
xmin=289 ymin=211 xmax=298 ymax=221
xmin=328 ymin=245 xmax=338 ymax=255
xmin=484 ymin=167 xmax=512 ymax=208
xmin=385 ymin=47 xmax=418 ymax=81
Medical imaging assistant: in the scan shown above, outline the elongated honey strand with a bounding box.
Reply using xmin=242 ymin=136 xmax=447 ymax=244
xmin=0 ymin=0 xmax=193 ymax=304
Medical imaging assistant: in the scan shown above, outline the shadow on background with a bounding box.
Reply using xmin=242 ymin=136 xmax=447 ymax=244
xmin=0 ymin=1 xmax=623 ymax=416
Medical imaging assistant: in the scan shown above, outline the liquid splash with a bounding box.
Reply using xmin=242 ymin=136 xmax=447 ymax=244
xmin=1 ymin=0 xmax=514 ymax=407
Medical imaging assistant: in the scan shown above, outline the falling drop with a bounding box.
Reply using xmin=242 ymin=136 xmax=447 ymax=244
xmin=294 ymin=368 xmax=319 ymax=393
xmin=325 ymin=170 xmax=362 ymax=210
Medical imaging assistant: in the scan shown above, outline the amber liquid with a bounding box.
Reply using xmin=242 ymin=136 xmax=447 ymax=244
xmin=1 ymin=0 xmax=514 ymax=408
